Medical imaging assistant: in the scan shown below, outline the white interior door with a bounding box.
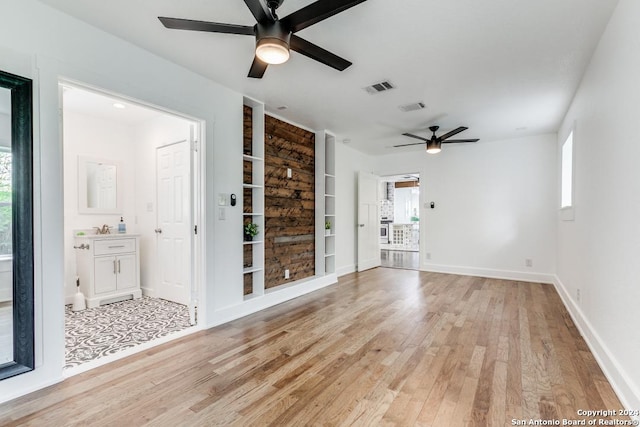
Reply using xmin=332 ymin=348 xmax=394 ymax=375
xmin=156 ymin=141 xmax=191 ymax=305
xmin=357 ymin=171 xmax=380 ymax=271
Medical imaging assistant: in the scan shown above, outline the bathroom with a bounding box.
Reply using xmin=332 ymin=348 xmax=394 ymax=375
xmin=61 ymin=83 xmax=201 ymax=369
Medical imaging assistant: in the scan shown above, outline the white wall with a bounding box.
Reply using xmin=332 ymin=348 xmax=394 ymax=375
xmin=374 ymin=134 xmax=557 ymax=282
xmin=335 ymin=142 xmax=375 ymax=275
xmin=556 ymin=0 xmax=640 ymax=411
xmin=63 ymin=111 xmax=138 ymax=299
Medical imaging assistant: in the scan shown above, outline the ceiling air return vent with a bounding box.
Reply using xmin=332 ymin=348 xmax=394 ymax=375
xmin=398 ymin=102 xmax=426 ymax=112
xmin=364 ymin=80 xmax=395 ymax=94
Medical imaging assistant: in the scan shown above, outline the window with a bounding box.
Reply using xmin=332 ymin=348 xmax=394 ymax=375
xmin=561 ymin=131 xmax=573 ymax=208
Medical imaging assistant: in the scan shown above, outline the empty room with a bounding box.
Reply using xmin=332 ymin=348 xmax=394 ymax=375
xmin=0 ymin=0 xmax=639 ymax=425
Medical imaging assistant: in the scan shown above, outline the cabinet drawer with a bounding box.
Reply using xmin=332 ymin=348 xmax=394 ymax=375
xmin=94 ymin=238 xmax=136 ymax=256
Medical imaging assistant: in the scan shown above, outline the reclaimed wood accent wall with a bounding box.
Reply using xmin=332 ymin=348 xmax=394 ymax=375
xmin=265 ymin=115 xmax=315 ymax=289
xmin=243 ymin=105 xmax=253 ymax=296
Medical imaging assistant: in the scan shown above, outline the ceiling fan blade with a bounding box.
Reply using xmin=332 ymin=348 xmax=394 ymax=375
xmin=441 ymin=139 xmax=479 ymax=143
xmin=438 ymin=126 xmax=468 ymax=141
xmin=402 ymin=133 xmax=429 ymax=142
xmin=158 ymin=17 xmax=254 ymax=35
xmin=243 ymin=0 xmax=272 ymax=24
xmin=248 ymin=56 xmax=269 ymax=78
xmin=290 ymin=35 xmax=351 ymax=71
xmin=393 ymin=142 xmax=428 ymax=148
xmin=281 ymin=0 xmax=368 ymax=33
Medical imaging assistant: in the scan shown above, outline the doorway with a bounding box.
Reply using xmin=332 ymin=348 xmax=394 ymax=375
xmin=379 ymin=174 xmax=420 ymax=270
xmin=60 ymin=82 xmax=202 ymax=370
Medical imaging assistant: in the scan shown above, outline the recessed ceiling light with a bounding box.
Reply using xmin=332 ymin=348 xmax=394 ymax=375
xmin=277 ymin=105 xmax=288 ymax=110
xmin=113 ymin=103 xmax=126 ymax=109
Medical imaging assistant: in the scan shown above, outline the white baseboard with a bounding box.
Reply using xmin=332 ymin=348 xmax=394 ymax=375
xmin=336 ymin=264 xmax=355 ymax=277
xmin=208 ymin=274 xmax=338 ymax=328
xmin=553 ymin=275 xmax=640 ymax=417
xmin=421 ymin=263 xmax=555 ymax=284
xmin=141 ymin=287 xmax=156 ymax=298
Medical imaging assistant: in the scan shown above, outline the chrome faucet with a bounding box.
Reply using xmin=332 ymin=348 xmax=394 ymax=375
xmin=94 ymin=224 xmax=111 ymax=234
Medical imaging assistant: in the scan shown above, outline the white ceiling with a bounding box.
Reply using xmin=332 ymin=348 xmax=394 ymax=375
xmin=39 ymin=0 xmax=618 ymax=155
xmin=62 ymin=84 xmax=164 ymax=125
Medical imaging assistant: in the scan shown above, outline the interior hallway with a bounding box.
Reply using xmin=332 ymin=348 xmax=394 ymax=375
xmin=381 ymin=249 xmax=420 ymax=270
xmin=0 ymin=269 xmax=627 ymax=425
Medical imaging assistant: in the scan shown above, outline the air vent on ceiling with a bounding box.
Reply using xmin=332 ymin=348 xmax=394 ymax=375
xmin=364 ymin=80 xmax=395 ymax=94
xmin=398 ymin=102 xmax=426 ymax=112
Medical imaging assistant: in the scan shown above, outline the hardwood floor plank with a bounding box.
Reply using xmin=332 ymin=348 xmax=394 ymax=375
xmin=0 ymin=269 xmax=629 ymax=426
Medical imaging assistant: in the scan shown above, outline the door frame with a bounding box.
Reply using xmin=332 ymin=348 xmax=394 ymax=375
xmin=59 ymin=79 xmax=207 ymax=370
xmin=379 ymin=172 xmax=422 ymax=270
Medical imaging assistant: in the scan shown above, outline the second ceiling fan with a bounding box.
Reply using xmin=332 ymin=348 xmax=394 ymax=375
xmin=159 ymin=0 xmax=368 ymax=79
xmin=395 ymin=126 xmax=480 ymax=154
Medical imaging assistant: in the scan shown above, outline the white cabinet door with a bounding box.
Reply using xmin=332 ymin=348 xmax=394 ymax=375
xmin=94 ymin=256 xmax=117 ymax=294
xmin=116 ymin=254 xmax=137 ymax=290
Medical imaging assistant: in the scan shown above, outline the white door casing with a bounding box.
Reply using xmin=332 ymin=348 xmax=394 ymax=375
xmin=357 ymin=171 xmax=380 ymax=272
xmin=156 ymin=141 xmax=191 ymax=305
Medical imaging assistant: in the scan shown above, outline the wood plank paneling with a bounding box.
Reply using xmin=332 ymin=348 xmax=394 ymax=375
xmin=264 ymin=115 xmax=315 ymax=289
xmin=0 ymin=271 xmax=629 ymax=426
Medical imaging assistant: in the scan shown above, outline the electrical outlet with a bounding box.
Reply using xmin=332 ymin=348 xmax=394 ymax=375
xmin=576 ymin=288 xmax=581 ymax=303
xmin=284 ymin=269 xmax=290 ymax=279
xmin=425 ymin=252 xmax=431 ymax=260
xmin=525 ymin=258 xmax=533 ymax=267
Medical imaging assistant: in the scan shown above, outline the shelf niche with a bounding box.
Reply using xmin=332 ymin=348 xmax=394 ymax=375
xmin=242 ymin=99 xmax=265 ymax=298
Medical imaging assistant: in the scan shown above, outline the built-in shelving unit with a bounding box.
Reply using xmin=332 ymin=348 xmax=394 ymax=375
xmin=315 ymin=130 xmax=336 ymax=275
xmin=243 ymin=97 xmax=265 ymax=298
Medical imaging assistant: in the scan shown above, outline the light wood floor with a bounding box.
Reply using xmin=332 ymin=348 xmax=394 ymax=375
xmin=0 ymin=269 xmax=627 ymax=426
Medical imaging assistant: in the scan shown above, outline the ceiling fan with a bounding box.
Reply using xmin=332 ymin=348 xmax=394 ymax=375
xmin=158 ymin=0 xmax=367 ymax=79
xmin=394 ymin=126 xmax=480 ymax=154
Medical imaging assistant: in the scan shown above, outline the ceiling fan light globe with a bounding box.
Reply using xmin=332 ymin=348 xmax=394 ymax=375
xmin=256 ymin=38 xmax=290 ymax=64
xmin=426 ymin=147 xmax=441 ymax=154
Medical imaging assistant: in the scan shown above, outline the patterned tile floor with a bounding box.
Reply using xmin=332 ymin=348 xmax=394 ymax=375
xmin=65 ymin=297 xmax=192 ymax=369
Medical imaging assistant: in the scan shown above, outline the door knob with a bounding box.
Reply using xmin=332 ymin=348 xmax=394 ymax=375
xmin=155 ymin=228 xmax=162 ymax=234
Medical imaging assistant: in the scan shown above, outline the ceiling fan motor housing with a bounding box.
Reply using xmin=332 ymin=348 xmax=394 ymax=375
xmin=255 ymin=21 xmax=291 ymax=47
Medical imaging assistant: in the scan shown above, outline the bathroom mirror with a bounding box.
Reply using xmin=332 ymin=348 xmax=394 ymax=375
xmin=0 ymin=69 xmax=34 ymax=381
xmin=78 ymin=156 xmax=122 ymax=214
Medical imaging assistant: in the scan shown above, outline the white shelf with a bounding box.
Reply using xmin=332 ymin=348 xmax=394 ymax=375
xmin=324 ymin=194 xmax=335 ymax=198
xmin=324 ymin=233 xmax=335 ymax=238
xmin=325 ymin=173 xmax=335 ymax=178
xmin=324 ymin=214 xmax=336 ymax=217
xmin=242 ymin=96 xmax=266 ymax=297
xmin=324 ymin=253 xmax=335 ymax=258
xmin=243 ymin=154 xmax=263 ymax=162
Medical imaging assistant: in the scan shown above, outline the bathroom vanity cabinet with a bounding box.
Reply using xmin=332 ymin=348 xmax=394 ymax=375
xmin=74 ymin=234 xmax=141 ymax=308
